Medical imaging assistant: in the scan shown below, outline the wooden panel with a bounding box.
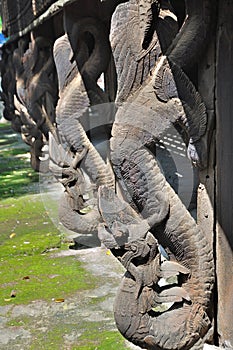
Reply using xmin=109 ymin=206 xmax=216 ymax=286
xmin=1 ymin=0 xmax=56 ymax=36
xmin=216 ymin=0 xmax=233 ymax=346
xmin=197 ymin=19 xmax=216 ymax=346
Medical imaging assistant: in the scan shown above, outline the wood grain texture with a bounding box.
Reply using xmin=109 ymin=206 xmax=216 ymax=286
xmin=216 ymin=0 xmax=233 ymax=345
xmin=98 ymin=1 xmax=215 ymax=349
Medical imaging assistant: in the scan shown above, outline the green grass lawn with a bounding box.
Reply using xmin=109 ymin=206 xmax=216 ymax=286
xmin=0 ymin=124 xmax=39 ymax=199
xmin=0 ymin=122 xmax=128 ymax=349
xmin=0 ymin=123 xmax=96 ymax=305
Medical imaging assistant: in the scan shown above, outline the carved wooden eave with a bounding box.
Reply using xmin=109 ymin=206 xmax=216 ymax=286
xmin=2 ymin=0 xmax=78 ymax=41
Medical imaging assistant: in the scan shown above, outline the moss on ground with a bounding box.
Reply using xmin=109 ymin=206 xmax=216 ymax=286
xmin=72 ymin=329 xmax=127 ymax=350
xmin=0 ymin=253 xmax=96 ymax=305
xmin=28 ymin=322 xmax=126 ymax=350
xmin=6 ymin=315 xmax=32 ymax=327
xmin=0 ymin=123 xmax=39 ymax=199
xmin=0 ymin=194 xmax=97 ymax=307
xmin=0 ymin=123 xmax=97 ymax=305
xmin=0 ymin=195 xmax=61 ymax=256
xmin=0 ymin=122 xmax=128 ymax=348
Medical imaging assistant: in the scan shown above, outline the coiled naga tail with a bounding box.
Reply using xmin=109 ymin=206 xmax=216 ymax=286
xmin=51 ymin=20 xmax=115 ymax=235
xmin=98 ymin=0 xmax=214 ymax=349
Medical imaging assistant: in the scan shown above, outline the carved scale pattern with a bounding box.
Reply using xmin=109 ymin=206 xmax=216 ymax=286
xmin=98 ymin=1 xmax=215 ymax=349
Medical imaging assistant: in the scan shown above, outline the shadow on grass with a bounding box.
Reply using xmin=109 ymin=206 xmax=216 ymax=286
xmin=0 ymin=123 xmax=96 ymax=305
xmin=0 ymin=123 xmax=39 ymax=199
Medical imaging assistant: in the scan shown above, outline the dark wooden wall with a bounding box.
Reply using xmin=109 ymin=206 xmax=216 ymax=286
xmin=216 ymin=0 xmax=233 ymax=345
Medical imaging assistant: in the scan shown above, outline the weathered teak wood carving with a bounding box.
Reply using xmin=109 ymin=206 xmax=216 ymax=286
xmin=0 ymin=0 xmax=216 ymax=349
xmin=1 ymin=32 xmax=58 ymax=170
xmin=50 ymin=29 xmax=115 ymax=234
xmin=97 ymin=1 xmax=215 ymax=349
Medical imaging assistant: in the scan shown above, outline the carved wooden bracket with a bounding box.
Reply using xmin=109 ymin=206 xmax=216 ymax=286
xmin=0 ymin=1 xmax=216 ymax=349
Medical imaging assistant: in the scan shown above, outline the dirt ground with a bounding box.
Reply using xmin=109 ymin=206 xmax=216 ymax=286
xmin=0 ymin=246 xmax=142 ymax=350
xmin=0 ymin=122 xmax=142 ymax=349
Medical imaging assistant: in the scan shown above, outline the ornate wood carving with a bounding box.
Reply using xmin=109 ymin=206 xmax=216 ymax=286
xmin=97 ymin=2 xmax=215 ymax=349
xmin=0 ymin=0 xmax=217 ymax=349
xmin=1 ymin=32 xmax=58 ymax=170
xmin=1 ymin=0 xmax=57 ymax=36
xmin=50 ymin=26 xmax=114 ymax=234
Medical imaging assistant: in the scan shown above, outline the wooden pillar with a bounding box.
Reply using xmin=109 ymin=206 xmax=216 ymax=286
xmin=197 ymin=15 xmax=216 ymax=346
xmin=216 ymin=0 xmax=233 ymax=346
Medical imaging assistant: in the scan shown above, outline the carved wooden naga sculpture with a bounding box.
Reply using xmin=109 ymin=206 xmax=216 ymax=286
xmin=97 ymin=0 xmax=215 ymax=350
xmin=12 ymin=34 xmax=58 ymax=171
xmin=51 ymin=16 xmax=115 ymax=234
xmin=50 ymin=0 xmax=214 ymax=348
